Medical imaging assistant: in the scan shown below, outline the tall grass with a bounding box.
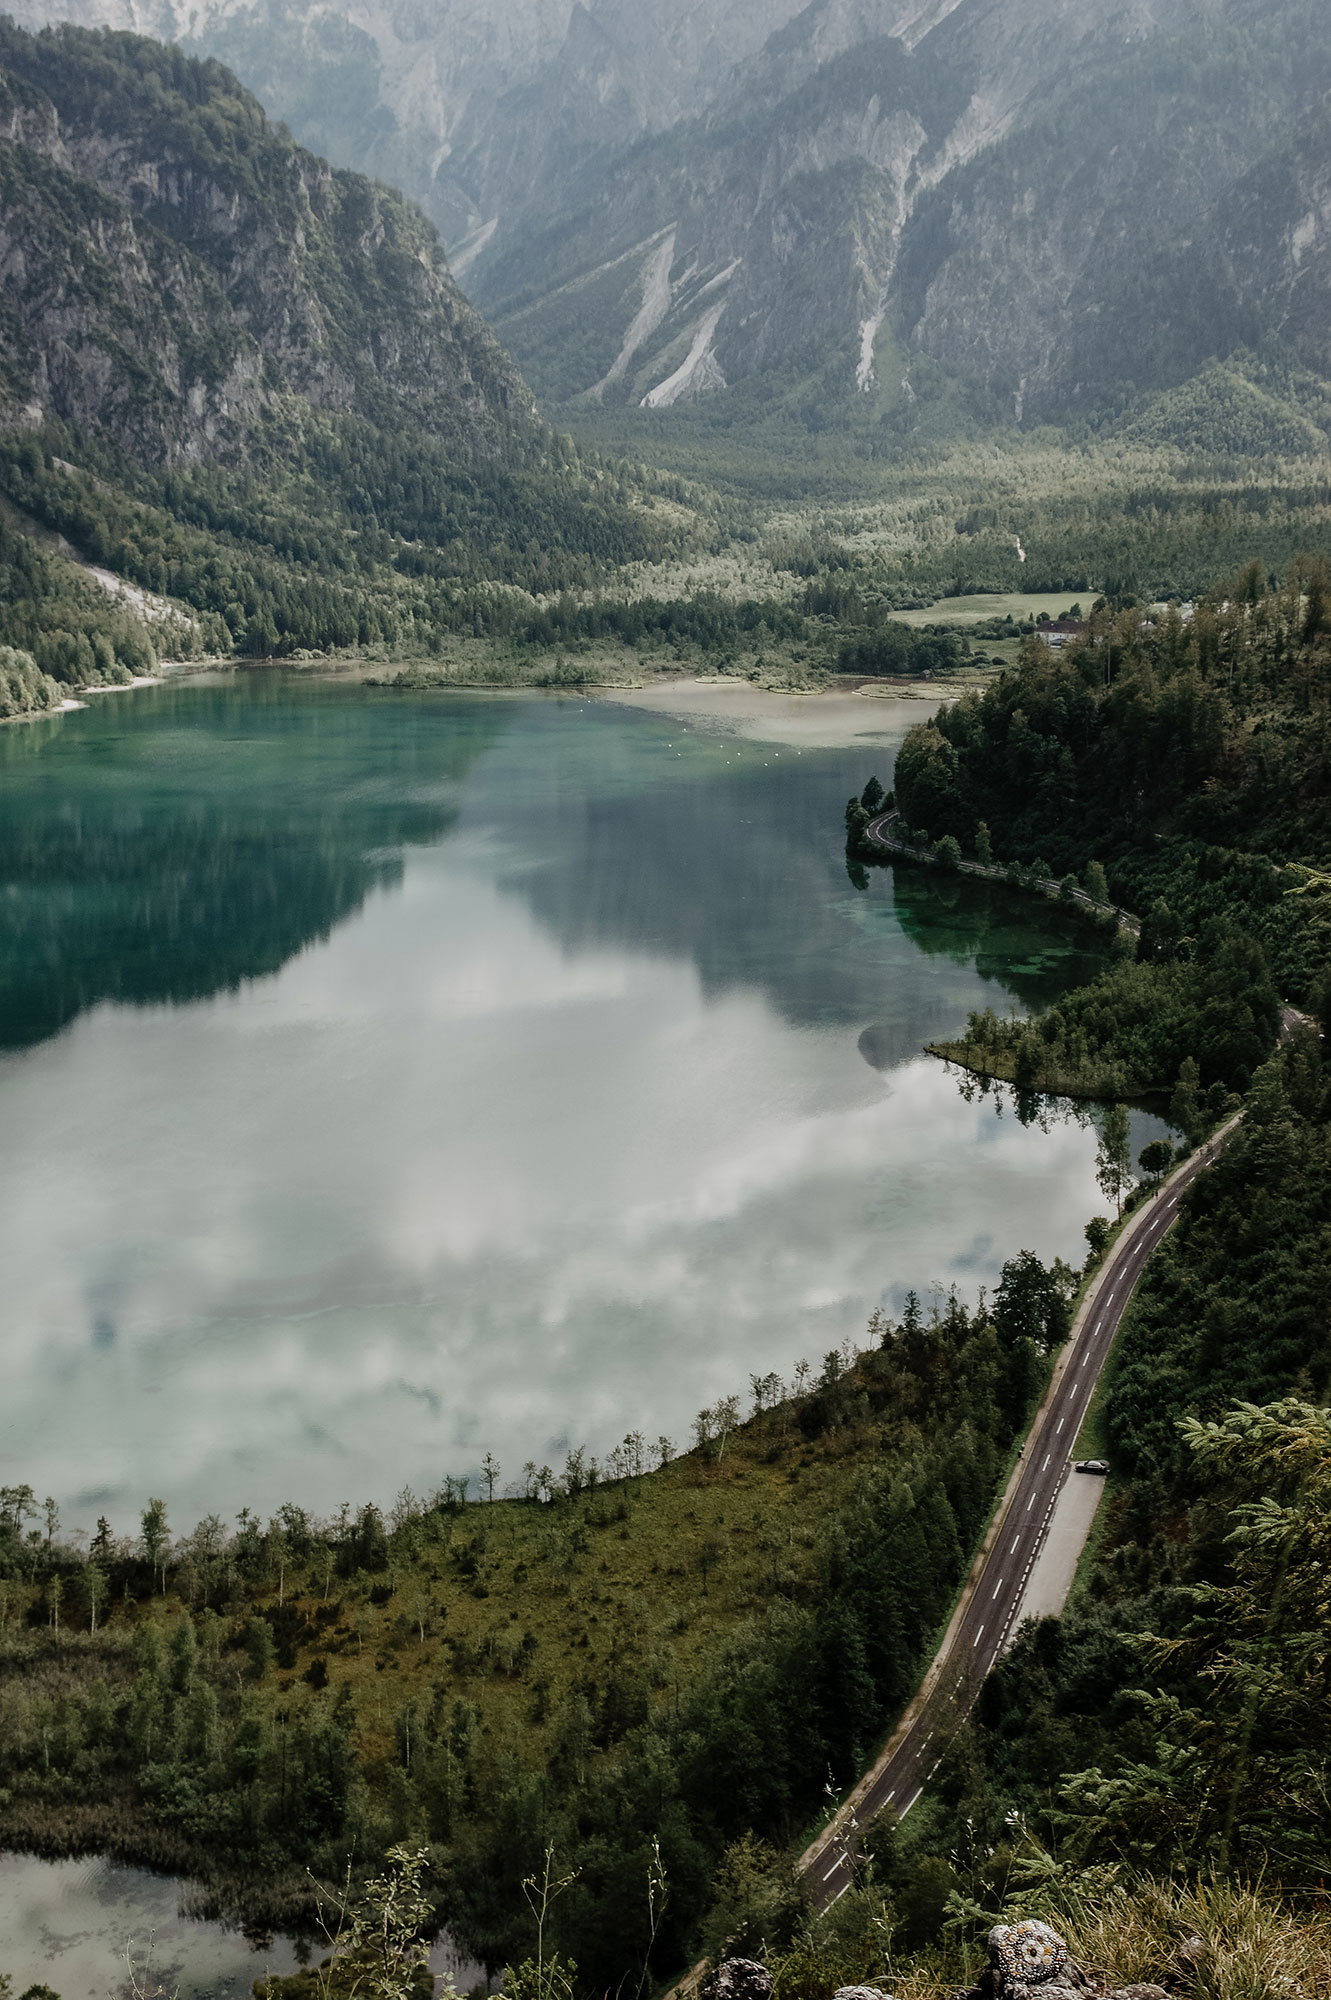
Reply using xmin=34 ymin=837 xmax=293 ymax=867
xmin=1042 ymin=1877 xmax=1331 ymax=2000
xmin=771 ymin=1878 xmax=1331 ymax=2000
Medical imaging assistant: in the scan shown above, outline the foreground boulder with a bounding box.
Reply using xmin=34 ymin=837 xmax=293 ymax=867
xmin=700 ymin=1961 xmax=773 ymax=2000
xmin=954 ymin=1921 xmax=1171 ymax=2000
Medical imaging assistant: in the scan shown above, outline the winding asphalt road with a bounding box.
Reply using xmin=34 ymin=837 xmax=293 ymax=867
xmin=798 ymin=1116 xmax=1241 ymax=1910
xmin=793 ymin=831 xmax=1315 ymax=1911
xmin=667 ymin=830 xmax=1307 ymax=1988
xmin=791 ymin=812 xmax=1301 ymax=1910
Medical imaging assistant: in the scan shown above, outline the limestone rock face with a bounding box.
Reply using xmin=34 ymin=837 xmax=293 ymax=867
xmin=14 ymin=0 xmax=1321 ymax=417
xmin=0 ymin=17 xmax=532 ymax=464
xmin=700 ymin=1960 xmax=774 ymax=2000
xmin=952 ymin=1919 xmax=1175 ymax=2000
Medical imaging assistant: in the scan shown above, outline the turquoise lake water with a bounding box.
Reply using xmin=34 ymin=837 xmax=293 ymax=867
xmin=0 ymin=674 xmax=1146 ymax=1533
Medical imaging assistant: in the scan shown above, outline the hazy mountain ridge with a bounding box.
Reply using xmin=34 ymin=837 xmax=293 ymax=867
xmin=5 ymin=0 xmax=1331 ymax=427
xmin=470 ymin=0 xmax=1331 ymax=423
xmin=892 ymin=0 xmax=1331 ymax=422
xmin=0 ymin=0 xmax=816 ymax=246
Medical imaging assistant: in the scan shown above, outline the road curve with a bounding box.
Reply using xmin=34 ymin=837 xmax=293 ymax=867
xmin=861 ymin=809 xmax=1137 ymax=929
xmin=799 ymin=1114 xmax=1240 ymax=1910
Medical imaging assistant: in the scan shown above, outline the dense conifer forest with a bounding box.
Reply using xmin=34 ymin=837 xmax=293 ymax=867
xmin=809 ymin=1026 xmax=1331 ymax=1974
xmin=874 ymin=563 xmax=1331 ymax=1100
xmin=801 ymin=557 xmax=1331 ymax=1994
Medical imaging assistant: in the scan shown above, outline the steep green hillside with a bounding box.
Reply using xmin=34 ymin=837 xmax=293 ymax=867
xmin=807 ymin=564 xmax=1331 ymax=1988
xmin=800 ymin=1037 xmax=1331 ymax=1977
xmin=891 ymin=564 xmax=1331 ymax=1007
xmin=0 ymin=22 xmax=676 ymax=697
xmin=1120 ymin=363 xmax=1331 ymax=458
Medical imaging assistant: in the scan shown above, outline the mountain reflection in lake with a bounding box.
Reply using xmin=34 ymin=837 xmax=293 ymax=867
xmin=0 ymin=677 xmax=1133 ymax=1529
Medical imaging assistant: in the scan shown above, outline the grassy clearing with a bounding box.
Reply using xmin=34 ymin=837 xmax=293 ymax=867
xmin=264 ymin=1432 xmax=850 ymax=1766
xmin=0 ymin=1425 xmax=853 ymax=1787
xmin=891 ymin=593 xmax=1087 ymax=627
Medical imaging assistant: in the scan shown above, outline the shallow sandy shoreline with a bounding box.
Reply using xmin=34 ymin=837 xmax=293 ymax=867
xmin=81 ymin=673 xmax=162 ymax=695
xmin=6 ymin=661 xmax=952 ymax=754
xmin=593 ymin=675 xmax=939 ymax=749
xmin=2 ymin=670 xmax=174 ymax=727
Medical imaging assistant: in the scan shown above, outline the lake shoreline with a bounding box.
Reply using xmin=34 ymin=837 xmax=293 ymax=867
xmin=12 ymin=654 xmax=977 ymax=734
xmin=1 ymin=668 xmax=174 ymax=727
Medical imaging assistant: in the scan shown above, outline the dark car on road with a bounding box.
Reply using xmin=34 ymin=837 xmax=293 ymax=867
xmin=1075 ymin=1458 xmax=1109 ymax=1474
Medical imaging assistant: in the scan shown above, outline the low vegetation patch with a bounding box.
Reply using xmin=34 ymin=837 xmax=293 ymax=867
xmin=0 ymin=1274 xmax=1067 ymax=1981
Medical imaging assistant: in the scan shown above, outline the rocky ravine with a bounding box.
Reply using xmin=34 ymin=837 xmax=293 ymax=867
xmin=469 ymin=0 xmax=1331 ymax=418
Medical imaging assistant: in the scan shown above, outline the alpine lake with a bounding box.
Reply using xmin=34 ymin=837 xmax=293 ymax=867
xmin=0 ymin=670 xmax=1167 ymax=1996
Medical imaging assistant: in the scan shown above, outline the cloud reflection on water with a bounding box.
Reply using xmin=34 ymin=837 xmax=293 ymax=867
xmin=0 ymin=683 xmax=1131 ymax=1530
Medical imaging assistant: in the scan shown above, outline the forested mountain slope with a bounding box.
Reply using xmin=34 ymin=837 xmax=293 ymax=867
xmin=817 ymin=567 xmax=1331 ymax=1978
xmin=0 ymin=21 xmax=669 ymax=687
xmin=0 ymin=0 xmax=818 ymax=249
xmin=0 ymin=20 xmax=534 ymax=465
xmin=892 ymin=567 xmax=1331 ymax=1001
xmin=879 ymin=565 xmax=1331 ymax=1104
xmin=820 ymin=1034 xmax=1331 ymax=1960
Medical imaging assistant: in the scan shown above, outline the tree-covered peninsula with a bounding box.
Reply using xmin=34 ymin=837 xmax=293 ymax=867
xmin=868 ymin=563 xmax=1331 ymax=1102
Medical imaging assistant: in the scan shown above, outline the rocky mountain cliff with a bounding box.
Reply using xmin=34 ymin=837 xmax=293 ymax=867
xmin=0 ymin=0 xmax=815 ymax=253
xmin=0 ymin=20 xmax=669 ymax=693
xmin=6 ymin=0 xmax=1330 ymax=427
xmin=890 ymin=0 xmax=1331 ymax=423
xmin=469 ymin=0 xmax=1331 ymax=425
xmin=0 ymin=18 xmax=534 ymax=466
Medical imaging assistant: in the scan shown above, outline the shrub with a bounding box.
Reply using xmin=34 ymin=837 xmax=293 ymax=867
xmin=0 ymin=644 xmax=61 ymax=717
